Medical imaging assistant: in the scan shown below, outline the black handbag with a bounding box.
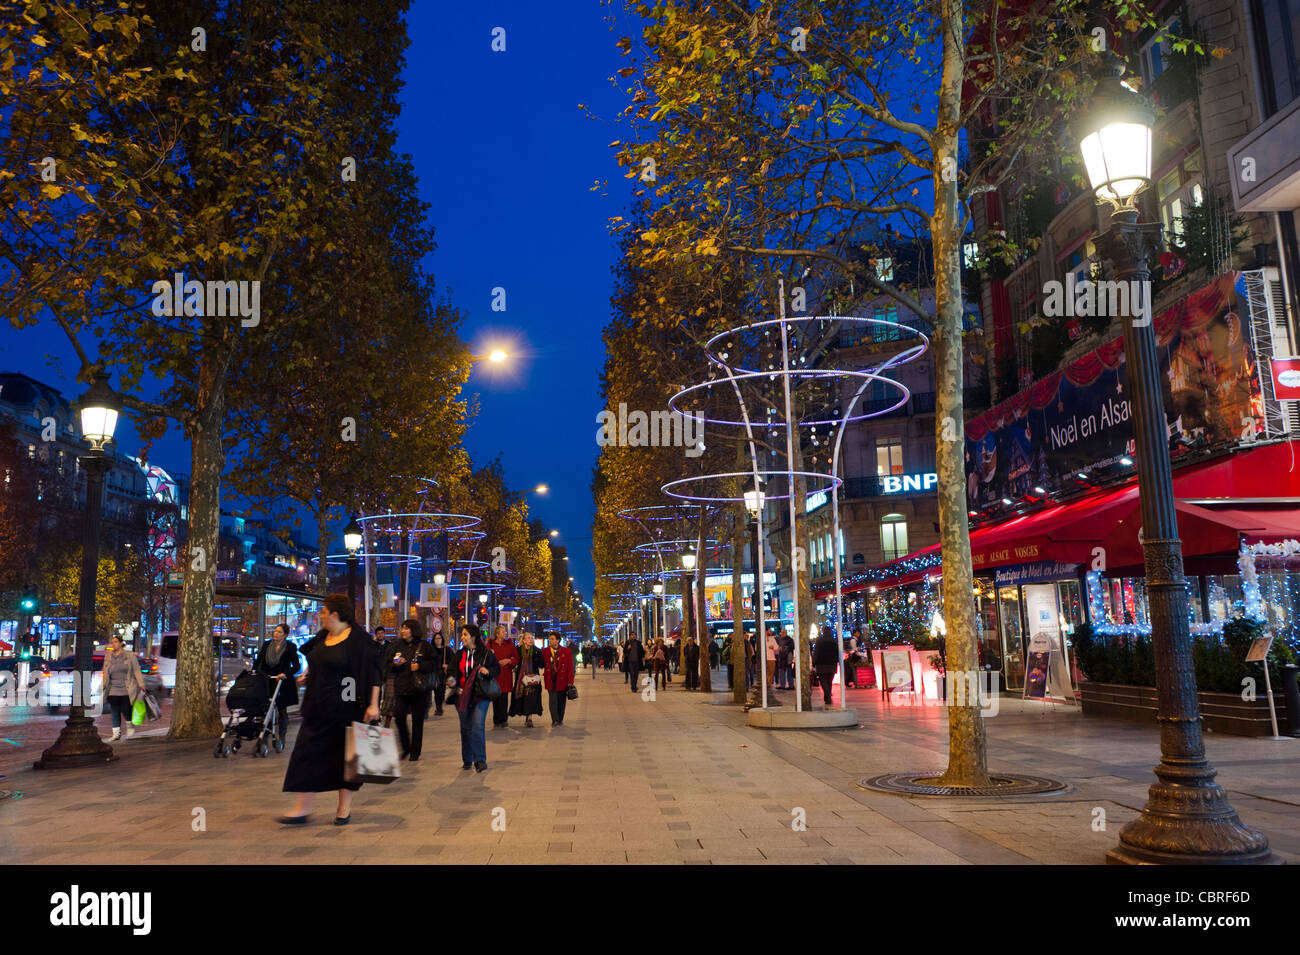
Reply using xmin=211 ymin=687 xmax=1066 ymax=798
xmin=410 ymin=644 xmax=430 ymax=691
xmin=474 ymin=650 xmax=501 ymax=700
xmin=565 ymin=685 xmax=578 ymax=701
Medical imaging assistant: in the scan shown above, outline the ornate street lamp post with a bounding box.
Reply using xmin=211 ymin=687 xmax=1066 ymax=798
xmin=36 ymin=372 xmax=121 ymax=769
xmin=344 ymin=515 xmax=363 ymax=619
xmin=1076 ymin=59 xmax=1271 ymax=864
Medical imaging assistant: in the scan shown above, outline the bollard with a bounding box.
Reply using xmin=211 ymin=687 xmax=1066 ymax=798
xmin=1282 ymin=665 xmax=1300 ymax=738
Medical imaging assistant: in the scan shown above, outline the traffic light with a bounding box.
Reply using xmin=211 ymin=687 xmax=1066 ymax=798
xmin=18 ymin=634 xmax=33 ymax=660
xmin=19 ymin=587 xmax=38 ymax=614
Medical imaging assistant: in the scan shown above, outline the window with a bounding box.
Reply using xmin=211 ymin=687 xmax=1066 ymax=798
xmin=962 ymin=241 xmax=979 ymax=269
xmin=1157 ymin=150 xmax=1203 ymax=242
xmin=1252 ymin=0 xmax=1300 ymax=116
xmin=874 ymin=257 xmax=894 ymax=282
xmin=876 ymin=438 xmax=904 ymax=476
xmin=1139 ymin=18 xmax=1182 ymax=88
xmin=881 ymin=513 xmax=908 ymax=562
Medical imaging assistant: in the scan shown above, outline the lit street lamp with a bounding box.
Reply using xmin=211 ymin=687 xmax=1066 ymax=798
xmin=344 ymin=515 xmax=363 ymax=618
xmin=1076 ymin=57 xmax=1270 ymax=865
xmin=36 ymin=371 xmax=121 ymax=769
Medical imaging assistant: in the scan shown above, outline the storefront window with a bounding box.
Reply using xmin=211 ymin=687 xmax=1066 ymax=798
xmin=998 ymin=586 xmax=1025 ymax=690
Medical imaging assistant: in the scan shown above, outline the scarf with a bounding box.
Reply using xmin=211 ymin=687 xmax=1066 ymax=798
xmin=265 ymin=639 xmax=286 ymax=667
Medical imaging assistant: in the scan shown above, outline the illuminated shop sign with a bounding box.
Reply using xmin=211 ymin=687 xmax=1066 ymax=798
xmin=882 ymin=472 xmax=938 ymax=494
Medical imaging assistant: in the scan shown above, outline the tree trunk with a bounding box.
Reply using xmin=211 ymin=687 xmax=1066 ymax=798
xmin=730 ymin=505 xmax=747 ymax=704
xmin=169 ymin=400 xmax=225 ymax=739
xmin=696 ymin=503 xmax=710 ymax=692
xmin=932 ymin=0 xmax=989 ymax=787
xmin=316 ymin=508 xmax=330 ymax=596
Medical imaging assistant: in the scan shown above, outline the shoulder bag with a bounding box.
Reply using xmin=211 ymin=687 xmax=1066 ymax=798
xmin=409 ymin=642 xmax=430 ymax=691
xmin=474 ymin=650 xmax=501 ymax=700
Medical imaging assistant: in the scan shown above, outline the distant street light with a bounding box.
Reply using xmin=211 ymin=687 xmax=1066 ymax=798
xmin=681 ymin=551 xmax=697 ymax=571
xmin=550 ymin=530 xmax=559 ymax=538
xmin=487 ymin=349 xmax=508 ymax=363
xmin=37 ymin=371 xmax=121 ymax=769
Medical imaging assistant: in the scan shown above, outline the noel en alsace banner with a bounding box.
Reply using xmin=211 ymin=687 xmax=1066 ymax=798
xmin=965 ymin=273 xmax=1263 ymax=510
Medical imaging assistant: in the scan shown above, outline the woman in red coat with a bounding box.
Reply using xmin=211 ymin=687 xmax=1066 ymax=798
xmin=488 ymin=625 xmax=519 ymax=728
xmin=541 ymin=630 xmax=575 ymax=727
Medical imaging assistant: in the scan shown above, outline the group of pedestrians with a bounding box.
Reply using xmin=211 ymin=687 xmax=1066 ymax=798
xmin=616 ymin=633 xmax=715 ymax=691
xmin=273 ymin=594 xmax=580 ymax=826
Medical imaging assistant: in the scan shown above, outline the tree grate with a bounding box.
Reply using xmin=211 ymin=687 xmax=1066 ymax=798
xmin=857 ymin=772 xmax=1069 ymax=798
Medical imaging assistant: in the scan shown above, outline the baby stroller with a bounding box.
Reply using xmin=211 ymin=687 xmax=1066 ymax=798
xmin=215 ymin=669 xmax=285 ymax=758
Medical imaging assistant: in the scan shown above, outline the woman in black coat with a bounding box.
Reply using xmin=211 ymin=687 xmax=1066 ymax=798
xmin=279 ymin=594 xmax=381 ymax=826
xmin=447 ymin=624 xmax=500 ymax=773
xmin=509 ymin=630 xmax=545 ymax=727
xmin=255 ymin=623 xmax=302 ymax=738
xmin=428 ymin=628 xmax=454 ymax=716
xmin=811 ymin=625 xmax=841 ymax=706
xmin=383 ymin=618 xmax=435 ymax=761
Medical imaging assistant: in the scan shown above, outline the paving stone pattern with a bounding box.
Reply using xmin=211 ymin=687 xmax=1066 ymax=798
xmin=1 ymin=670 xmax=1297 ymax=865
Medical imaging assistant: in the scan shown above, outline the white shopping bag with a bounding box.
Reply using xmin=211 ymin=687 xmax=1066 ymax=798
xmin=343 ymin=721 xmax=402 ymax=784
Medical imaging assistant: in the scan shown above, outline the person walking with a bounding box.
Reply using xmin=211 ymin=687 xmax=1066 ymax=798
xmin=651 ymin=638 xmax=668 ymax=691
xmin=616 ymin=642 xmax=626 ymax=682
xmin=428 ymin=628 xmax=453 ymax=716
xmin=683 ymin=636 xmax=700 ymax=690
xmin=384 ymin=618 xmax=434 ymax=761
xmin=708 ymin=638 xmax=720 ymax=672
xmin=255 ymin=623 xmax=302 ymax=739
xmin=811 ymin=625 xmax=840 ymax=707
xmin=764 ymin=627 xmax=779 ymax=688
xmin=487 ymin=624 xmax=519 ymax=729
xmin=542 ymin=631 xmax=574 ymax=726
xmin=624 ymin=634 xmax=645 ymax=692
xmin=778 ymin=631 xmax=795 ymax=689
xmin=448 ymin=624 xmax=499 ymax=773
xmin=279 ymin=594 xmax=382 ymax=826
xmin=510 ymin=631 xmax=545 ymax=727
xmin=100 ymin=632 xmax=146 ymax=742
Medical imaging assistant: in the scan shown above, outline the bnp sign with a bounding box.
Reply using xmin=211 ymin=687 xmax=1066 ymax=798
xmin=881 ymin=472 xmax=938 ymax=494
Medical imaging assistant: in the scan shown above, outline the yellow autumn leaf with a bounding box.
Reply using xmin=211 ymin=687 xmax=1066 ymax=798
xmin=30 ymin=34 xmax=48 ymax=47
xmin=40 ymin=183 xmax=64 ymax=199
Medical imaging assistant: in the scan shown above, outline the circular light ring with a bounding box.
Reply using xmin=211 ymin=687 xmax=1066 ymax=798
xmin=615 ymin=505 xmax=719 ymax=522
xmin=661 ymin=469 xmax=841 ymax=505
xmin=631 ymin=538 xmax=724 ymax=555
xmin=442 ymin=581 xmax=509 ymax=592
xmin=356 ymin=511 xmax=482 ymax=532
xmin=411 ymin=559 xmax=491 ymax=573
xmin=503 ymin=588 xmax=544 ymax=597
xmin=669 ymin=364 xmax=919 ymax=429
xmin=702 ymin=314 xmax=929 ymax=372
xmin=323 ymin=552 xmax=421 ymax=568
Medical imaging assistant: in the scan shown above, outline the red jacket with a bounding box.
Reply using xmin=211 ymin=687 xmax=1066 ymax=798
xmin=542 ymin=645 xmax=574 ymax=691
xmin=489 ymin=638 xmax=519 ymax=693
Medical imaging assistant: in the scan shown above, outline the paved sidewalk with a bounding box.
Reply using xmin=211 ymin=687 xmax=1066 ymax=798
xmin=1 ymin=668 xmax=1296 ymax=865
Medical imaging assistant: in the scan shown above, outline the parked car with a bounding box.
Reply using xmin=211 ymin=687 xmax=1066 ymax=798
xmin=40 ymin=653 xmax=105 ymax=712
xmin=0 ymin=655 xmax=49 ymax=701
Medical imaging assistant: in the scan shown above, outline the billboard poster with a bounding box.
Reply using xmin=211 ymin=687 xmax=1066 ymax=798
xmin=965 ymin=274 xmax=1262 ymax=510
xmin=704 ymin=584 xmax=732 ymax=621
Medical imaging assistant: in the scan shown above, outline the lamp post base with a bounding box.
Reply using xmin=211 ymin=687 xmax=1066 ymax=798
xmin=1107 ymin=779 xmax=1278 ymax=865
xmin=33 ymin=711 xmax=117 ymax=770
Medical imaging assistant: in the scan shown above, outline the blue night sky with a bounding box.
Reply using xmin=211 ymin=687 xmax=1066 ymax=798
xmin=0 ymin=1 xmax=636 ymax=604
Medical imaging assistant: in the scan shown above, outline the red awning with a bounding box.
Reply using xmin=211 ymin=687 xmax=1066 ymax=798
xmin=819 ymin=442 xmax=1300 ymax=596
